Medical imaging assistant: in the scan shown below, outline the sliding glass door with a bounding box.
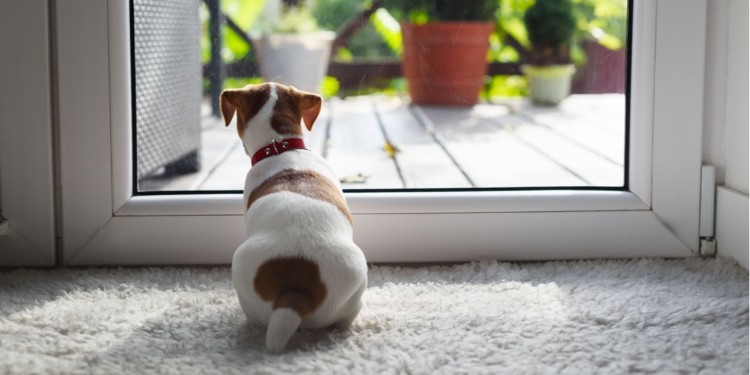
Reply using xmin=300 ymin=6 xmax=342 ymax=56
xmin=52 ymin=0 xmax=707 ymax=265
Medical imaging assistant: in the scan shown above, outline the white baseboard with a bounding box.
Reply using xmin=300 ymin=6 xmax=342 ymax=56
xmin=716 ymin=186 xmax=749 ymax=269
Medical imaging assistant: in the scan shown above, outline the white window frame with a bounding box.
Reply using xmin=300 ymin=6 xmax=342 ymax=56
xmin=55 ymin=0 xmax=707 ymax=265
xmin=0 ymin=0 xmax=56 ymax=266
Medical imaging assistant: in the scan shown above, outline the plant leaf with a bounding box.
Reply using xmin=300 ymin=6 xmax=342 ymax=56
xmin=370 ymin=8 xmax=403 ymax=57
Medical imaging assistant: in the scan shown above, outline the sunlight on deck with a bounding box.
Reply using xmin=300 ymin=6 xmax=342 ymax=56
xmin=140 ymin=94 xmax=625 ymax=191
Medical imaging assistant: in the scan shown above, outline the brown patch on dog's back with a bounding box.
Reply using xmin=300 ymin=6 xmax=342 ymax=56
xmin=247 ymin=169 xmax=353 ymax=224
xmin=254 ymin=257 xmax=327 ymax=316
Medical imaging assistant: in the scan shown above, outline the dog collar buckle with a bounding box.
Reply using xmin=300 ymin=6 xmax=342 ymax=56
xmin=251 ymin=138 xmax=307 ymax=166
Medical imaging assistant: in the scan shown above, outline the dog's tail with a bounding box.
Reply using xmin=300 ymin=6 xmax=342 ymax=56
xmin=266 ymin=292 xmax=315 ymax=352
xmin=255 ymin=257 xmax=327 ymax=352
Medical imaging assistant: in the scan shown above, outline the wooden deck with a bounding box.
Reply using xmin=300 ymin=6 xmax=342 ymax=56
xmin=140 ymin=94 xmax=625 ymax=191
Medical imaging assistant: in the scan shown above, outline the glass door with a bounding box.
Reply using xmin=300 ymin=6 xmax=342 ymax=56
xmin=137 ymin=0 xmax=628 ymax=193
xmin=55 ymin=0 xmax=708 ymax=265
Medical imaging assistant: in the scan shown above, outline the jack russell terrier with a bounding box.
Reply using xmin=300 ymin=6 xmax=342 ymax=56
xmin=221 ymin=82 xmax=367 ymax=352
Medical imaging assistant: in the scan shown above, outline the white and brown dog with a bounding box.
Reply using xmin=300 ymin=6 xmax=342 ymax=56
xmin=220 ymin=82 xmax=367 ymax=352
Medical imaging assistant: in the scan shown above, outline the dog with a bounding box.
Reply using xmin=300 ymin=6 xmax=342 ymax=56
xmin=220 ymin=82 xmax=368 ymax=352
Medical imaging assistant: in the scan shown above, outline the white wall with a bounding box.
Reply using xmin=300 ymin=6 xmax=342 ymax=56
xmin=705 ymin=0 xmax=749 ymax=269
xmin=723 ymin=0 xmax=749 ymax=194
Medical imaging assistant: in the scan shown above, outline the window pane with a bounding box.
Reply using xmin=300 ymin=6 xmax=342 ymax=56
xmin=134 ymin=0 xmax=629 ymax=193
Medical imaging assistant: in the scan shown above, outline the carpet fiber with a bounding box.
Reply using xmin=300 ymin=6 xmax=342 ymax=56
xmin=1 ymin=258 xmax=747 ymax=374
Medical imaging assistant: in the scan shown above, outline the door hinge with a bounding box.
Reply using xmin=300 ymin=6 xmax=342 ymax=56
xmin=700 ymin=237 xmax=717 ymax=257
xmin=699 ymin=165 xmax=716 ymax=257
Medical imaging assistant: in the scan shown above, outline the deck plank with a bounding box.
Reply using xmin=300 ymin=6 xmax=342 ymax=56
xmin=416 ymin=105 xmax=587 ymax=187
xmin=197 ymin=142 xmax=247 ymax=190
xmin=190 ymin=108 xmax=248 ymax=191
xmin=517 ymin=95 xmax=626 ymax=165
xmin=150 ymin=95 xmax=625 ymax=191
xmin=374 ymin=97 xmax=472 ymax=188
xmin=138 ymin=117 xmax=240 ymax=191
xmin=325 ymin=97 xmax=403 ymax=189
xmin=511 ymin=124 xmax=624 ymax=186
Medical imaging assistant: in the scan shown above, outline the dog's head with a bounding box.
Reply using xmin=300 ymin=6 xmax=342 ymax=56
xmin=220 ymin=83 xmax=322 ymax=155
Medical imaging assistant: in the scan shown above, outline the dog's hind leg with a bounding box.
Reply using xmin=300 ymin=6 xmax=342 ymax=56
xmin=334 ymin=283 xmax=366 ymax=330
xmin=334 ymin=307 xmax=360 ymax=330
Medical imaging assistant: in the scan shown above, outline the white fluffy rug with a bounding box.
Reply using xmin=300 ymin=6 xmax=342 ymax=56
xmin=1 ymin=258 xmax=747 ymax=374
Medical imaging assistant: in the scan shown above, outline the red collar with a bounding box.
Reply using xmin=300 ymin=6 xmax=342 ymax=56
xmin=251 ymin=138 xmax=307 ymax=166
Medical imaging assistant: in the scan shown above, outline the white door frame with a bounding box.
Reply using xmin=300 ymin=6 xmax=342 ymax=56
xmin=55 ymin=0 xmax=707 ymax=265
xmin=0 ymin=0 xmax=56 ymax=266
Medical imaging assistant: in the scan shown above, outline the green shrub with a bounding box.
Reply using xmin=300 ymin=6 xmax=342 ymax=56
xmin=313 ymin=0 xmax=397 ymax=59
xmin=523 ymin=0 xmax=576 ymax=65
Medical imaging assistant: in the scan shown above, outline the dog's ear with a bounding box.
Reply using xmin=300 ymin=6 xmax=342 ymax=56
xmin=220 ymin=90 xmax=238 ymax=127
xmin=297 ymin=91 xmax=323 ymax=131
xmin=221 ymin=86 xmax=272 ymax=130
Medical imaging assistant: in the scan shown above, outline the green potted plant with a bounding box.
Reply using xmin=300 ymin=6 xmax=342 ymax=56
xmin=522 ymin=0 xmax=577 ymax=105
xmin=379 ymin=0 xmax=499 ymax=106
xmin=251 ymin=0 xmax=335 ymax=93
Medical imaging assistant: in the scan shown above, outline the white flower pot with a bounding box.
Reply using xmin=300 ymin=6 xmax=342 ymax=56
xmin=522 ymin=64 xmax=576 ymax=105
xmin=251 ymin=31 xmax=335 ymax=94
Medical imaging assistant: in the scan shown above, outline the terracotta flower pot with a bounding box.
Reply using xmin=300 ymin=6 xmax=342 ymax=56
xmin=401 ymin=22 xmax=494 ymax=106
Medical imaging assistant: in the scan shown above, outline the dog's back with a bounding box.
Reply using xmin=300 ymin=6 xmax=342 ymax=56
xmin=232 ymin=167 xmax=367 ymax=351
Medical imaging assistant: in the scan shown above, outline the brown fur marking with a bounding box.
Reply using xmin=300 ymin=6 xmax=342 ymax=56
xmin=271 ymin=86 xmax=305 ymax=136
xmin=272 ymin=85 xmax=323 ymax=133
xmin=222 ymin=83 xmax=323 ymax=142
xmin=247 ymin=169 xmax=353 ymax=224
xmin=253 ymin=257 xmax=327 ymax=317
xmin=220 ymin=84 xmax=271 ymax=140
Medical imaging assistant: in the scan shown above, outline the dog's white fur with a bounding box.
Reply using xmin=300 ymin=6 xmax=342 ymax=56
xmin=227 ymin=83 xmax=367 ymax=352
xmin=239 ymin=84 xmax=280 ymax=157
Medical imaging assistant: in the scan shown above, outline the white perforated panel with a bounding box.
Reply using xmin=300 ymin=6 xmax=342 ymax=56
xmin=134 ymin=0 xmax=202 ymax=180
